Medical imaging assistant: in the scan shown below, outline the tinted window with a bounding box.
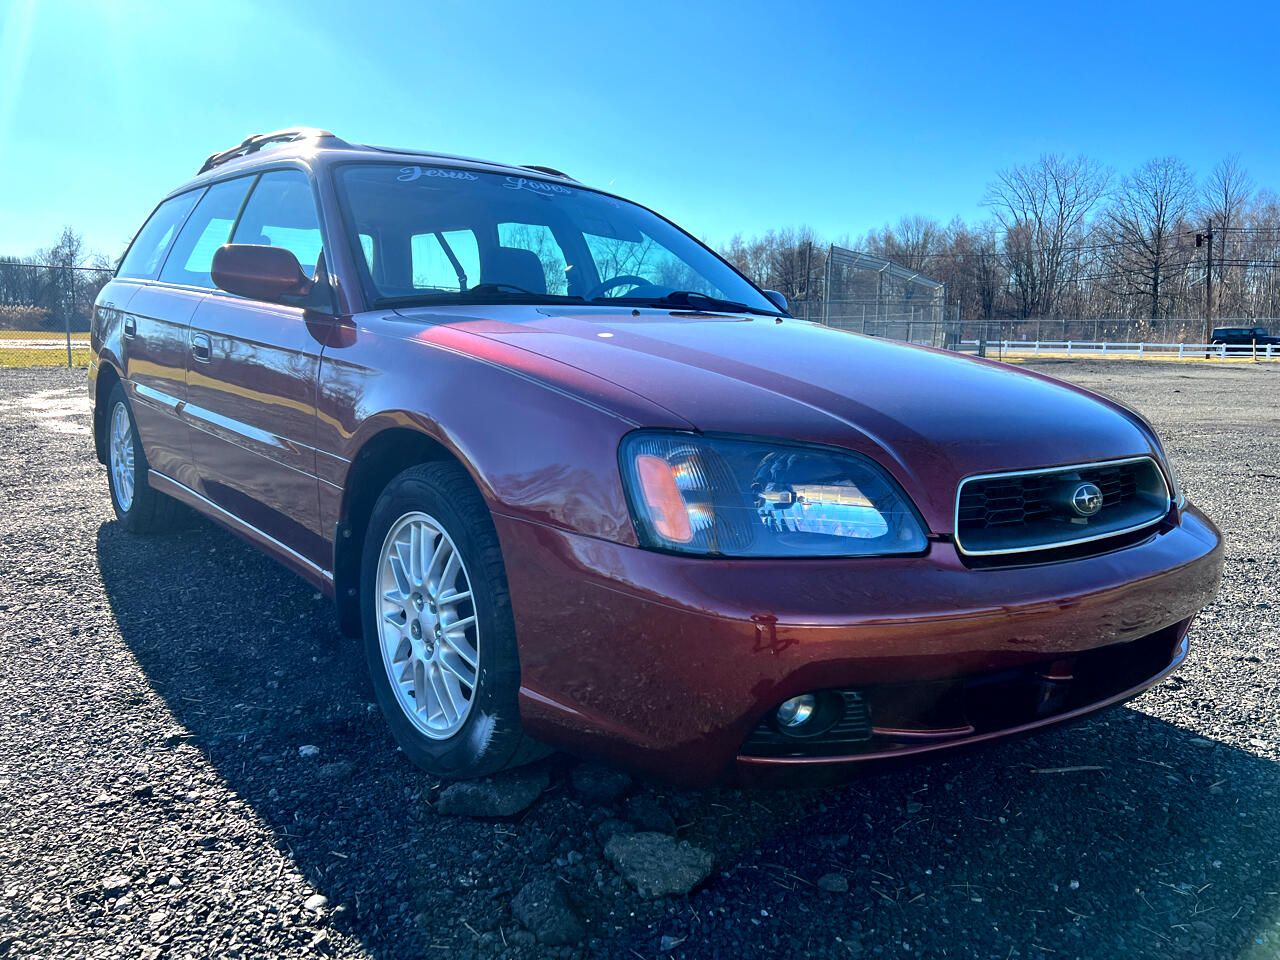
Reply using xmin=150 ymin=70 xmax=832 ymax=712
xmin=117 ymin=190 xmax=202 ymax=280
xmin=160 ymin=177 xmax=254 ymax=288
xmin=232 ymin=170 xmax=324 ymax=276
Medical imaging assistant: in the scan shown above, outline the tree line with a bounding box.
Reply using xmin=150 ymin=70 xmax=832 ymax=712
xmin=718 ymin=154 xmax=1280 ymax=335
xmin=0 ymin=227 xmax=113 ymax=331
xmin=7 ymin=155 xmax=1280 ymax=337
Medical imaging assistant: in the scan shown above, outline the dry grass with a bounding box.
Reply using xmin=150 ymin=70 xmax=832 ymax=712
xmin=0 ymin=330 xmax=82 ymax=341
xmin=0 ymin=348 xmax=90 ymax=369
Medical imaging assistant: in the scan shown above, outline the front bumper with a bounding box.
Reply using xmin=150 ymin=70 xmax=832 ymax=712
xmin=496 ymin=504 xmax=1223 ymax=786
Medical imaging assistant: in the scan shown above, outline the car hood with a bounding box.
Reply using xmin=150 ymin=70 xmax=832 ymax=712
xmin=396 ymin=305 xmax=1161 ymax=534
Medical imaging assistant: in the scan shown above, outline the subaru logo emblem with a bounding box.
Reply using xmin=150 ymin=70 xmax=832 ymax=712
xmin=1070 ymin=482 xmax=1104 ymax=517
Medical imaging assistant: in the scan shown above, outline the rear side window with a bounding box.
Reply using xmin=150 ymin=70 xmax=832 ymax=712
xmin=117 ymin=190 xmax=202 ymax=280
xmin=159 ymin=177 xmax=254 ymax=288
xmin=232 ymin=170 xmax=324 ymax=276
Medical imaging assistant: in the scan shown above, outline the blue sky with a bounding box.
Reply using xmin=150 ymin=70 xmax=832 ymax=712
xmin=2 ymin=0 xmax=1278 ymax=260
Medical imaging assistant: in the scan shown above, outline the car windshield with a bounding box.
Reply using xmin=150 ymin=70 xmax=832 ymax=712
xmin=334 ymin=163 xmax=777 ymax=314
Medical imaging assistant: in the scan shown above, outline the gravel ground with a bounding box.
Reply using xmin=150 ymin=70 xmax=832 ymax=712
xmin=0 ymin=361 xmax=1276 ymax=959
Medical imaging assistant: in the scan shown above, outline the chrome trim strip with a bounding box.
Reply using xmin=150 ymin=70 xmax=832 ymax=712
xmin=954 ymin=456 xmax=1171 ymax=557
xmin=181 ymin=400 xmax=300 ymax=457
xmin=316 ymin=447 xmax=352 ymax=466
xmin=148 ymin=471 xmax=333 ymax=582
xmin=131 ymin=382 xmax=183 ymax=414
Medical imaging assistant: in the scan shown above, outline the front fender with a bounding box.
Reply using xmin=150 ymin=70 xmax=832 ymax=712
xmin=316 ymin=315 xmax=691 ymax=545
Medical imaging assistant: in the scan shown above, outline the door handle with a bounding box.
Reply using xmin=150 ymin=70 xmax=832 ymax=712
xmin=191 ymin=333 xmax=212 ymax=363
xmin=122 ymin=316 xmax=136 ymax=338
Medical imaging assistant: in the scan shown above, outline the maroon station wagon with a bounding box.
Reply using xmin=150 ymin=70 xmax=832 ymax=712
xmin=90 ymin=128 xmax=1223 ymax=786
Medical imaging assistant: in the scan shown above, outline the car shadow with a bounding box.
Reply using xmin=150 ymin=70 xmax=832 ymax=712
xmin=97 ymin=517 xmax=1279 ymax=959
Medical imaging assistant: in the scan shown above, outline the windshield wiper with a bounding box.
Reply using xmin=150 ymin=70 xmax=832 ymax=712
xmin=465 ymin=282 xmax=558 ymax=298
xmin=596 ymin=290 xmax=771 ymax=315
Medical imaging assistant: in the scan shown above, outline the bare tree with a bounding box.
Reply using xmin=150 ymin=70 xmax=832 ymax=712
xmin=1106 ymin=157 xmax=1196 ymax=319
xmin=864 ymin=216 xmax=943 ymax=274
xmin=984 ymin=154 xmax=1110 ymax=319
xmin=1200 ymin=154 xmax=1254 ymax=316
xmin=720 ymin=227 xmax=824 ymax=305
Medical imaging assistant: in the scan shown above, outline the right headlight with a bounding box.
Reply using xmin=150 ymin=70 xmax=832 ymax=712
xmin=619 ymin=431 xmax=928 ymax=558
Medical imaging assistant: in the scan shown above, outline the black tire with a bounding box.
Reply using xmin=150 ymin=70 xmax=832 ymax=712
xmin=360 ymin=461 xmax=548 ymax=778
xmin=103 ymin=383 xmax=184 ymax=533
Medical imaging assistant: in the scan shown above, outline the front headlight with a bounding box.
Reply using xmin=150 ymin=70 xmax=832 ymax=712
xmin=619 ymin=431 xmax=928 ymax=557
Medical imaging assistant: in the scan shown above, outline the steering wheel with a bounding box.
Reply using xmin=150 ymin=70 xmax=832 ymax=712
xmin=586 ymin=275 xmax=651 ymax=300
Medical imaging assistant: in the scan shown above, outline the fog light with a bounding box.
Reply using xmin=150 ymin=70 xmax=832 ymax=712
xmin=776 ymin=694 xmax=817 ymax=728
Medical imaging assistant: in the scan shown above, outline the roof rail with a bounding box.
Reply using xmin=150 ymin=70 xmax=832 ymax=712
xmin=198 ymin=127 xmax=342 ymax=174
xmin=522 ymin=164 xmax=576 ymax=182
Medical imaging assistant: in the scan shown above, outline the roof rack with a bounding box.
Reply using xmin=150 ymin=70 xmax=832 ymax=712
xmin=198 ymin=128 xmax=343 ymax=174
xmin=522 ymin=164 xmax=576 ymax=182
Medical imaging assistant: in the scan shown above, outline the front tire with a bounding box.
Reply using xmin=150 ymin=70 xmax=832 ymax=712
xmin=104 ymin=384 xmax=183 ymax=533
xmin=360 ymin=462 xmax=546 ymax=779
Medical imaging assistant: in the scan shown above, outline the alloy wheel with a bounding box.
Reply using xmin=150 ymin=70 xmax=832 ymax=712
xmin=109 ymin=402 xmax=135 ymax=512
xmin=376 ymin=511 xmax=480 ymax=739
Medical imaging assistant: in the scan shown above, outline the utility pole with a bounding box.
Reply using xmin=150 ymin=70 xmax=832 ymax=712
xmin=65 ymin=260 xmax=75 ymax=369
xmin=1196 ymin=222 xmax=1213 ymax=356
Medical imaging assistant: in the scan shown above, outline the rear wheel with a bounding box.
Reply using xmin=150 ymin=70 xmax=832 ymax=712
xmin=360 ymin=462 xmax=546 ymax=778
xmin=104 ymin=383 xmax=183 ymax=533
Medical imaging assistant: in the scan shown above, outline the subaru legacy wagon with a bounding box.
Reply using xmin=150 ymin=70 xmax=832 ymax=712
xmin=90 ymin=128 xmax=1223 ymax=785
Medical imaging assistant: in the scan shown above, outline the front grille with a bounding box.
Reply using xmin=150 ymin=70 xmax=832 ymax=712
xmin=955 ymin=458 xmax=1169 ymax=558
xmin=958 ymin=463 xmax=1140 ymax=529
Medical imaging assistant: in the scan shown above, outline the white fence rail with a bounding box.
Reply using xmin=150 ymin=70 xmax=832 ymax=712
xmin=958 ymin=340 xmax=1279 ymax=360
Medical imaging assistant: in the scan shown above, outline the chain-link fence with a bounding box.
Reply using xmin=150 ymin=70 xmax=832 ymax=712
xmin=778 ymin=244 xmax=1280 ymax=355
xmin=0 ymin=261 xmax=112 ymax=368
xmin=3 ymin=253 xmax=1270 ymax=369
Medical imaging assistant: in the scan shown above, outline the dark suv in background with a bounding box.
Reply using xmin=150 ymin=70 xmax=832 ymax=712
xmin=1211 ymin=325 xmax=1280 ymax=346
xmin=90 ymin=128 xmax=1222 ymax=785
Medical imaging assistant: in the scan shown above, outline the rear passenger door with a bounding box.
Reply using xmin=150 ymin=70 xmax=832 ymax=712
xmin=112 ymin=189 xmax=205 ymax=485
xmin=183 ymin=169 xmax=330 ymax=570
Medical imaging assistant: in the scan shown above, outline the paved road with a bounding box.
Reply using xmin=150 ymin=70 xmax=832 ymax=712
xmin=0 ymin=362 xmax=1276 ymax=959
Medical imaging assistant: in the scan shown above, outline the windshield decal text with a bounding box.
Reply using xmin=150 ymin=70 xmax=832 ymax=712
xmin=397 ymin=166 xmax=479 ymax=183
xmin=503 ymin=176 xmax=574 ymax=197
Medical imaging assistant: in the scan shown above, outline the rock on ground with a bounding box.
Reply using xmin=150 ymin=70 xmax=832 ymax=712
xmin=511 ymin=877 xmax=585 ymax=945
xmin=604 ymin=832 xmax=713 ymax=898
xmin=817 ymin=873 xmax=849 ymax=893
xmin=434 ymin=768 xmax=549 ymax=818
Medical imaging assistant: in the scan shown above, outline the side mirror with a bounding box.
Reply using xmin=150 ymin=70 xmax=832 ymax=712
xmin=763 ymin=289 xmax=789 ymax=313
xmin=211 ymin=244 xmax=314 ymax=302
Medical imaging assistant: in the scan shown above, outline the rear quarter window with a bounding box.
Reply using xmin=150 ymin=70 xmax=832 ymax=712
xmin=116 ymin=190 xmax=203 ymax=280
